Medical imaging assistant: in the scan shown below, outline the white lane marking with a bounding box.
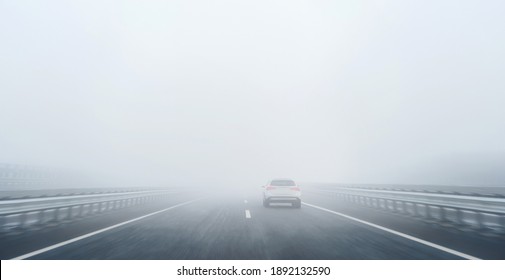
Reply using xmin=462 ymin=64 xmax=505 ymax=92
xmin=11 ymin=198 xmax=202 ymax=260
xmin=245 ymin=210 xmax=251 ymax=219
xmin=302 ymin=202 xmax=481 ymax=260
xmin=244 ymin=200 xmax=248 ymax=204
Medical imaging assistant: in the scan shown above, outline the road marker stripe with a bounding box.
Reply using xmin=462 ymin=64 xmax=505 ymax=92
xmin=302 ymin=202 xmax=481 ymax=260
xmin=245 ymin=210 xmax=251 ymax=219
xmin=11 ymin=198 xmax=202 ymax=260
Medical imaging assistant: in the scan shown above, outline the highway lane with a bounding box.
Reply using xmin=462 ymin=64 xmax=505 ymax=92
xmin=0 ymin=192 xmax=198 ymax=259
xmin=302 ymin=191 xmax=505 ymax=259
xmin=11 ymin=189 xmax=479 ymax=260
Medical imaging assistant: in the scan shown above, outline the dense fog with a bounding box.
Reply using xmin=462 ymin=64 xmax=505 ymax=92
xmin=1 ymin=0 xmax=504 ymax=188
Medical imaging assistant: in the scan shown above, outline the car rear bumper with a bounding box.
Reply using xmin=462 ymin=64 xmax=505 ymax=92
xmin=264 ymin=196 xmax=301 ymax=202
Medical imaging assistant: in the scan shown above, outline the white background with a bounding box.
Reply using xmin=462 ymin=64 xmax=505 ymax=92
xmin=2 ymin=260 xmax=503 ymax=280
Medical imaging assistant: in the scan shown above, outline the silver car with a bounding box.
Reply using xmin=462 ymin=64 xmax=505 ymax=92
xmin=262 ymin=179 xmax=301 ymax=208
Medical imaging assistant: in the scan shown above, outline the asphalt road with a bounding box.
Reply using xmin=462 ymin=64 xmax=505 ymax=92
xmin=1 ymin=189 xmax=504 ymax=259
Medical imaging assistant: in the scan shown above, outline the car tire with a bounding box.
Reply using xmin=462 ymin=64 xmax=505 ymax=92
xmin=263 ymin=199 xmax=269 ymax=207
xmin=293 ymin=200 xmax=301 ymax=208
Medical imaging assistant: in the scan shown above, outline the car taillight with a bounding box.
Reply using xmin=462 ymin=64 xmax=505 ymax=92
xmin=290 ymin=187 xmax=301 ymax=191
xmin=266 ymin=186 xmax=276 ymax=190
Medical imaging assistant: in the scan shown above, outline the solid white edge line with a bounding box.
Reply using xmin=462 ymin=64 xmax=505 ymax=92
xmin=302 ymin=202 xmax=481 ymax=260
xmin=11 ymin=198 xmax=203 ymax=260
xmin=245 ymin=210 xmax=251 ymax=219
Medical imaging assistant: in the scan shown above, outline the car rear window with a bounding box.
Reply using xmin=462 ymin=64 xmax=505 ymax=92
xmin=271 ymin=180 xmax=296 ymax=186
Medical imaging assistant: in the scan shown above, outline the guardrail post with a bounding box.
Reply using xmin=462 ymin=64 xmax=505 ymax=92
xmin=456 ymin=209 xmax=463 ymax=225
xmin=427 ymin=205 xmax=434 ymax=220
xmin=20 ymin=212 xmax=27 ymax=227
xmin=77 ymin=204 xmax=84 ymax=217
xmin=500 ymin=215 xmax=505 ymax=232
xmin=439 ymin=207 xmax=447 ymax=223
xmin=416 ymin=204 xmax=430 ymax=219
xmin=37 ymin=211 xmax=44 ymax=225
xmin=475 ymin=212 xmax=483 ymax=229
xmin=55 ymin=208 xmax=61 ymax=221
xmin=394 ymin=200 xmax=402 ymax=213
xmin=412 ymin=203 xmax=418 ymax=216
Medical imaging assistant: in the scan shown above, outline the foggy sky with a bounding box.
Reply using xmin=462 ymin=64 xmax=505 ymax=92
xmin=1 ymin=0 xmax=504 ymax=187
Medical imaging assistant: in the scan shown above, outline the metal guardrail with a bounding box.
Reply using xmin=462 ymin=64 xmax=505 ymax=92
xmin=0 ymin=190 xmax=176 ymax=231
xmin=310 ymin=187 xmax=505 ymax=234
